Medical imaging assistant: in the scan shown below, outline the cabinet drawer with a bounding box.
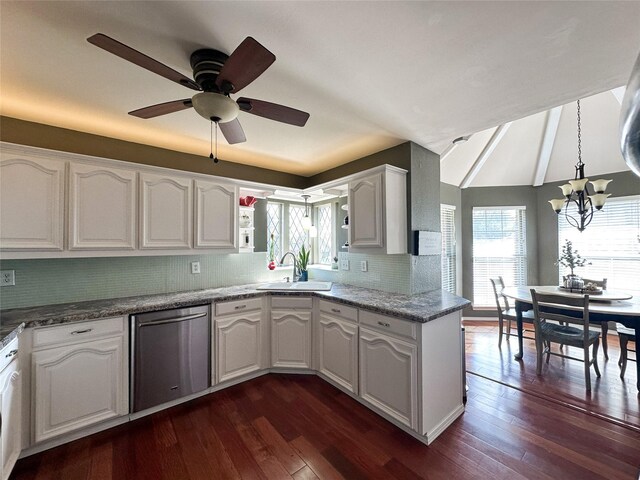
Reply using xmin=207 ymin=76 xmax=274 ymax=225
xmin=32 ymin=316 xmax=126 ymax=350
xmin=1 ymin=337 xmax=19 ymax=372
xmin=215 ymin=297 xmax=262 ymax=316
xmin=319 ymin=300 xmax=358 ymax=323
xmin=359 ymin=310 xmax=416 ymax=341
xmin=271 ymin=296 xmax=312 ymax=310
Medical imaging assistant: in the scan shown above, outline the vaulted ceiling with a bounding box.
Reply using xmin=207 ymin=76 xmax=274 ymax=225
xmin=1 ymin=1 xmax=639 ymax=179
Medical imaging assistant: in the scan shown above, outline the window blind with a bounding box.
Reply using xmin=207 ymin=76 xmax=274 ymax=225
xmin=441 ymin=204 xmax=456 ymax=294
xmin=557 ymin=195 xmax=640 ymax=293
xmin=473 ymin=206 xmax=527 ymax=307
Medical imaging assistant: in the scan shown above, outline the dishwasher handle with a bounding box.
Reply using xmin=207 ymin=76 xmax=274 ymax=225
xmin=137 ymin=312 xmax=207 ymax=328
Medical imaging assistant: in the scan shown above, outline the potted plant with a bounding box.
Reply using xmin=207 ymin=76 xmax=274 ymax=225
xmin=297 ymin=244 xmax=310 ymax=281
xmin=557 ymin=240 xmax=590 ymax=289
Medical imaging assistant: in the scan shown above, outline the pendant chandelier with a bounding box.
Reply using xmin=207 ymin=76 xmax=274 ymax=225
xmin=548 ymin=100 xmax=612 ymax=232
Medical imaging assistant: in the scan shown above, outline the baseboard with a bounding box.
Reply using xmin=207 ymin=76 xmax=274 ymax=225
xmin=425 ymin=404 xmax=465 ymax=444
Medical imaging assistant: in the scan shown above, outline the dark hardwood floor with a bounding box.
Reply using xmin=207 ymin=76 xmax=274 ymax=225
xmin=11 ymin=324 xmax=640 ymax=480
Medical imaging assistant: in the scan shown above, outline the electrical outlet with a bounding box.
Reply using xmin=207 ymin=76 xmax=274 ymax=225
xmin=1 ymin=270 xmax=15 ymax=286
xmin=340 ymin=259 xmax=350 ymax=271
xmin=360 ymin=260 xmax=368 ymax=272
xmin=191 ymin=262 xmax=201 ymax=274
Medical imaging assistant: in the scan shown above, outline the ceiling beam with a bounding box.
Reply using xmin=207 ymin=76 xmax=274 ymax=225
xmin=533 ymin=106 xmax=562 ymax=187
xmin=459 ymin=123 xmax=512 ymax=189
xmin=611 ymin=87 xmax=626 ymax=105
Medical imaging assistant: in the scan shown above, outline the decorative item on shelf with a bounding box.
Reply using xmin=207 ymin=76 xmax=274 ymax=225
xmin=243 ymin=233 xmax=251 ymax=247
xmin=297 ymin=244 xmax=310 ymax=282
xmin=341 ymin=204 xmax=349 ymax=211
xmin=301 ymin=194 xmax=312 ymax=231
xmin=341 ymin=214 xmax=349 ymax=229
xmin=556 ymin=239 xmax=591 ymax=289
xmin=332 ymin=256 xmax=339 ymax=270
xmin=548 ymin=100 xmax=612 ymax=232
xmin=268 ymin=233 xmax=277 ymax=270
xmin=239 ymin=196 xmax=257 ymax=207
xmin=239 ymin=213 xmax=252 ymax=228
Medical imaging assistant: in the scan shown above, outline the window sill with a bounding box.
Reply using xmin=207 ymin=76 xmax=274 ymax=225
xmin=308 ymin=264 xmax=335 ymax=271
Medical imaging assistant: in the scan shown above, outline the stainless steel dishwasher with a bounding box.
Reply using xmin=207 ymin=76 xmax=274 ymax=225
xmin=131 ymin=304 xmax=210 ymax=412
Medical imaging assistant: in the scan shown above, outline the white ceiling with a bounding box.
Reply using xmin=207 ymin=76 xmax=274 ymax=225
xmin=441 ymin=90 xmax=632 ymax=187
xmin=1 ymin=1 xmax=639 ymax=177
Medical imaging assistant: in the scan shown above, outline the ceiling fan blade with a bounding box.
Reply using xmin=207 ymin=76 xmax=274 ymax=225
xmin=87 ymin=33 xmax=201 ymax=91
xmin=237 ymin=98 xmax=309 ymax=127
xmin=219 ymin=118 xmax=246 ymax=144
xmin=215 ymin=37 xmax=275 ymax=94
xmin=129 ymin=99 xmax=193 ymax=119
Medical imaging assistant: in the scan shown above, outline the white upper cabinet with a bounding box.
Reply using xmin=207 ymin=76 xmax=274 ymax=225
xmin=0 ymin=154 xmax=65 ymax=250
xmin=348 ymin=165 xmax=407 ymax=254
xmin=194 ymin=180 xmax=238 ymax=249
xmin=69 ymin=164 xmax=137 ymax=250
xmin=349 ymin=172 xmax=384 ymax=248
xmin=140 ymin=172 xmax=192 ymax=249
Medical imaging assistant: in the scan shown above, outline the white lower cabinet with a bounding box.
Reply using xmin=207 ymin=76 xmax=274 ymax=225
xmin=32 ymin=327 xmax=128 ymax=443
xmin=318 ymin=313 xmax=358 ymax=393
xmin=1 ymin=341 xmax=21 ymax=480
xmin=359 ymin=327 xmax=418 ymax=430
xmin=271 ymin=310 xmax=312 ymax=369
xmin=216 ymin=310 xmax=264 ymax=383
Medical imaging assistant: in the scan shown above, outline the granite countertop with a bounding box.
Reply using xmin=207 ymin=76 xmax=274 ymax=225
xmin=1 ymin=283 xmax=470 ymax=347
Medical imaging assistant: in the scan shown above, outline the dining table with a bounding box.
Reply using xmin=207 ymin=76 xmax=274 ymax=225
xmin=502 ymin=285 xmax=640 ymax=391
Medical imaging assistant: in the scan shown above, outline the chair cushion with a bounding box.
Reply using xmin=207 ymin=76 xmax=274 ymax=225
xmin=502 ymin=308 xmax=535 ymax=322
xmin=540 ymin=322 xmax=600 ymax=346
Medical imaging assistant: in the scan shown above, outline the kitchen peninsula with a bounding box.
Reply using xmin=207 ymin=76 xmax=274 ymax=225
xmin=1 ymin=282 xmax=468 ymax=464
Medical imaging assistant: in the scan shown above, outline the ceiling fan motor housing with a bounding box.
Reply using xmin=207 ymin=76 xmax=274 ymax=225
xmin=190 ymin=48 xmax=229 ymax=92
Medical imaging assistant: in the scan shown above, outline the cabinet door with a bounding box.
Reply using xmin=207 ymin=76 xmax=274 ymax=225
xmin=69 ymin=163 xmax=137 ymax=250
xmin=271 ymin=310 xmax=312 ymax=369
xmin=349 ymin=173 xmax=383 ymax=247
xmin=1 ymin=363 xmax=21 ymax=480
xmin=0 ymin=156 xmax=64 ymax=250
xmin=216 ymin=311 xmax=263 ymax=383
xmin=32 ymin=336 xmax=127 ymax=442
xmin=194 ymin=180 xmax=237 ymax=249
xmin=318 ymin=313 xmax=358 ymax=393
xmin=359 ymin=327 xmax=417 ymax=429
xmin=140 ymin=172 xmax=192 ymax=249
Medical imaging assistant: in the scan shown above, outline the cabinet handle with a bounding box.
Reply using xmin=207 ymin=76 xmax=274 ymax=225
xmin=5 ymin=349 xmax=17 ymax=358
xmin=377 ymin=321 xmax=390 ymax=328
xmin=331 ymin=308 xmax=341 ymax=314
xmin=234 ymin=305 xmax=247 ymax=310
xmin=70 ymin=328 xmax=93 ymax=335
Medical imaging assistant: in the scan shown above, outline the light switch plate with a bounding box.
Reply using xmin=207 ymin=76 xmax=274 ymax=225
xmin=360 ymin=260 xmax=368 ymax=272
xmin=340 ymin=259 xmax=350 ymax=271
xmin=1 ymin=270 xmax=15 ymax=286
xmin=191 ymin=262 xmax=201 ymax=274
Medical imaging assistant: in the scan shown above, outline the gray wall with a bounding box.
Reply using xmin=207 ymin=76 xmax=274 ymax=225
xmin=408 ymin=143 xmax=441 ymax=294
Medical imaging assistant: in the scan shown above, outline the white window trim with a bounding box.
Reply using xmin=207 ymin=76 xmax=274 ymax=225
xmin=472 ymin=205 xmax=528 ymax=307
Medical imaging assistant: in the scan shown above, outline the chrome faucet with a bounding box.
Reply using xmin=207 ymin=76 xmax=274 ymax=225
xmin=279 ymin=252 xmax=300 ymax=282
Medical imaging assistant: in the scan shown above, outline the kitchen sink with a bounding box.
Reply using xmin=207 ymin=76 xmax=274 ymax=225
xmin=256 ymin=281 xmax=333 ymax=291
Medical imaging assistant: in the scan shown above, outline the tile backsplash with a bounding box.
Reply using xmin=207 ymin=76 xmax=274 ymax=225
xmin=0 ymin=253 xmax=285 ymax=310
xmin=310 ymin=253 xmax=412 ymax=294
xmin=0 ymin=251 xmax=440 ymax=310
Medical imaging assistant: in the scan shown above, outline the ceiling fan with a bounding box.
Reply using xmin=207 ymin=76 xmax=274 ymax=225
xmin=87 ymin=33 xmax=310 ymax=148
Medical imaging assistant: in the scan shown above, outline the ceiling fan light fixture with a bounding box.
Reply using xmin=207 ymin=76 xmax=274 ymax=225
xmin=192 ymin=92 xmax=239 ymax=123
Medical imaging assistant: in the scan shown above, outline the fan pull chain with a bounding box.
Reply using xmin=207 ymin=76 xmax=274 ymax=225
xmin=209 ymin=121 xmax=219 ymax=163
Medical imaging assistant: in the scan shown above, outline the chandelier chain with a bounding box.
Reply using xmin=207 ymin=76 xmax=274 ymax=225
xmin=576 ymin=99 xmax=582 ymax=167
